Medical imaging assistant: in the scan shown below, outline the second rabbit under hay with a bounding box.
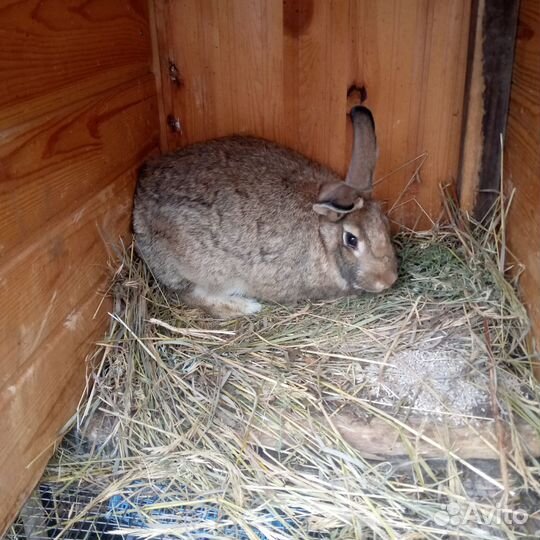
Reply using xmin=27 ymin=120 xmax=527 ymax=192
xmin=24 ymin=193 xmax=539 ymax=540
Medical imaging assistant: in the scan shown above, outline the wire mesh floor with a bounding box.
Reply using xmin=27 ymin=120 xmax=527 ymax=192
xmin=5 ymin=483 xmax=123 ymax=540
xmin=5 ymin=473 xmax=313 ymax=540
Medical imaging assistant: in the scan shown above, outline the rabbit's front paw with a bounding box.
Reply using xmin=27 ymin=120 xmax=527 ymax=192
xmin=238 ymin=297 xmax=262 ymax=315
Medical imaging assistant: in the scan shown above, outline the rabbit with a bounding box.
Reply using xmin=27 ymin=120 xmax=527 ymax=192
xmin=133 ymin=106 xmax=398 ymax=318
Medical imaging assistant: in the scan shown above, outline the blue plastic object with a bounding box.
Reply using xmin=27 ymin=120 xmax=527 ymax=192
xmin=107 ymin=488 xmax=296 ymax=539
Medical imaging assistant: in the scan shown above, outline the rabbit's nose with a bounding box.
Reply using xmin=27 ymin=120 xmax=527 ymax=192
xmin=373 ymin=270 xmax=397 ymax=292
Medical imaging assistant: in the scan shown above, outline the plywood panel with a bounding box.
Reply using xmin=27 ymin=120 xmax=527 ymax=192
xmin=0 ymin=1 xmax=159 ymax=533
xmin=504 ymin=0 xmax=540 ymax=374
xmin=155 ymin=0 xmax=472 ymax=228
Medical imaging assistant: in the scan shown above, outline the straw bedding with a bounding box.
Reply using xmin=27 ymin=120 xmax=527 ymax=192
xmin=14 ymin=193 xmax=540 ymax=539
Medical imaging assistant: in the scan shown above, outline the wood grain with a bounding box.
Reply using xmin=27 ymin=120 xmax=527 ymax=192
xmin=0 ymin=284 xmax=112 ymax=534
xmin=504 ymin=0 xmax=540 ymax=376
xmin=459 ymin=0 xmax=485 ymax=214
xmin=149 ymin=0 xmax=176 ymax=150
xmin=222 ymin=409 xmax=540 ymax=461
xmin=0 ymin=1 xmax=159 ymax=533
xmin=0 ymin=75 xmax=158 ymax=261
xmin=0 ymin=169 xmax=140 ymax=530
xmin=0 ymin=0 xmax=152 ymax=127
xmin=155 ymin=0 xmax=472 ymax=229
xmin=0 ymin=171 xmax=138 ymax=389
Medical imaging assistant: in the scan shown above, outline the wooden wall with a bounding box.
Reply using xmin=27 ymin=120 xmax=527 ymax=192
xmin=0 ymin=0 xmax=159 ymax=533
xmin=154 ymin=0 xmax=472 ymax=228
xmin=504 ymin=0 xmax=540 ymax=373
xmin=0 ymin=0 xmax=483 ymax=531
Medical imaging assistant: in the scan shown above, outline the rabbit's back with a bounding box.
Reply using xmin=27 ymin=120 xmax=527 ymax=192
xmin=137 ymin=136 xmax=335 ymax=199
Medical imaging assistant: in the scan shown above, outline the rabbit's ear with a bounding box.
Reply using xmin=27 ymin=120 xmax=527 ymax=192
xmin=345 ymin=106 xmax=377 ymax=194
xmin=313 ymin=182 xmax=364 ymax=222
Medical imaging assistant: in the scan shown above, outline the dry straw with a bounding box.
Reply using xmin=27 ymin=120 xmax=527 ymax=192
xmin=23 ymin=188 xmax=540 ymax=539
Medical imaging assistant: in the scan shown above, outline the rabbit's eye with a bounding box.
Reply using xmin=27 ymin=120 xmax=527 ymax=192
xmin=344 ymin=232 xmax=358 ymax=249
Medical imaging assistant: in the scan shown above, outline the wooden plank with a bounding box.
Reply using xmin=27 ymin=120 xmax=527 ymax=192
xmin=297 ymin=0 xmax=350 ymax=174
xmin=459 ymin=0 xmax=485 ymax=214
xmin=227 ymin=0 xmax=269 ymax=138
xmin=0 ymin=169 xmax=140 ymax=534
xmin=281 ymin=0 xmax=301 ymax=149
xmin=0 ymin=168 xmax=143 ymax=389
xmin=0 ymin=75 xmax=158 ymax=262
xmin=149 ymin=0 xmax=176 ymax=151
xmin=504 ymin=0 xmax=540 ymax=377
xmin=0 ymin=172 xmax=135 ymax=434
xmin=163 ymin=0 xmax=286 ymax=145
xmin=0 ymin=0 xmax=152 ymax=126
xmin=410 ymin=0 xmax=472 ymax=227
xmin=222 ymin=410 xmax=540 ymax=460
xmin=0 ymin=63 xmax=153 ymax=135
xmin=158 ymin=0 xmax=472 ymax=229
xmin=0 ymin=283 xmax=112 ymax=534
xmin=459 ymin=0 xmax=520 ymax=218
xmin=0 ymin=1 xmax=159 ymax=533
xmin=330 ymin=414 xmax=540 ymax=460
xmin=474 ymin=0 xmax=520 ymax=219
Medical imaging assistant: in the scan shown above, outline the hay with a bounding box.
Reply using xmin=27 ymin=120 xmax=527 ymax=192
xmin=18 ymin=190 xmax=540 ymax=539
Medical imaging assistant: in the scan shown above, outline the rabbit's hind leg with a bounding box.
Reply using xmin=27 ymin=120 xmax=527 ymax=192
xmin=182 ymin=285 xmax=261 ymax=319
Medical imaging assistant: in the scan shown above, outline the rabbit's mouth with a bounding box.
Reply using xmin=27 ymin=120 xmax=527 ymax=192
xmin=354 ymin=283 xmax=386 ymax=294
xmin=354 ymin=273 xmax=397 ymax=294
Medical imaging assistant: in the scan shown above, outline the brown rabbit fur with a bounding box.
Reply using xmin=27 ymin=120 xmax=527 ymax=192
xmin=133 ymin=107 xmax=397 ymax=318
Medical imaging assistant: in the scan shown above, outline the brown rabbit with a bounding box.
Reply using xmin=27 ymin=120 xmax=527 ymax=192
xmin=133 ymin=106 xmax=397 ymax=318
